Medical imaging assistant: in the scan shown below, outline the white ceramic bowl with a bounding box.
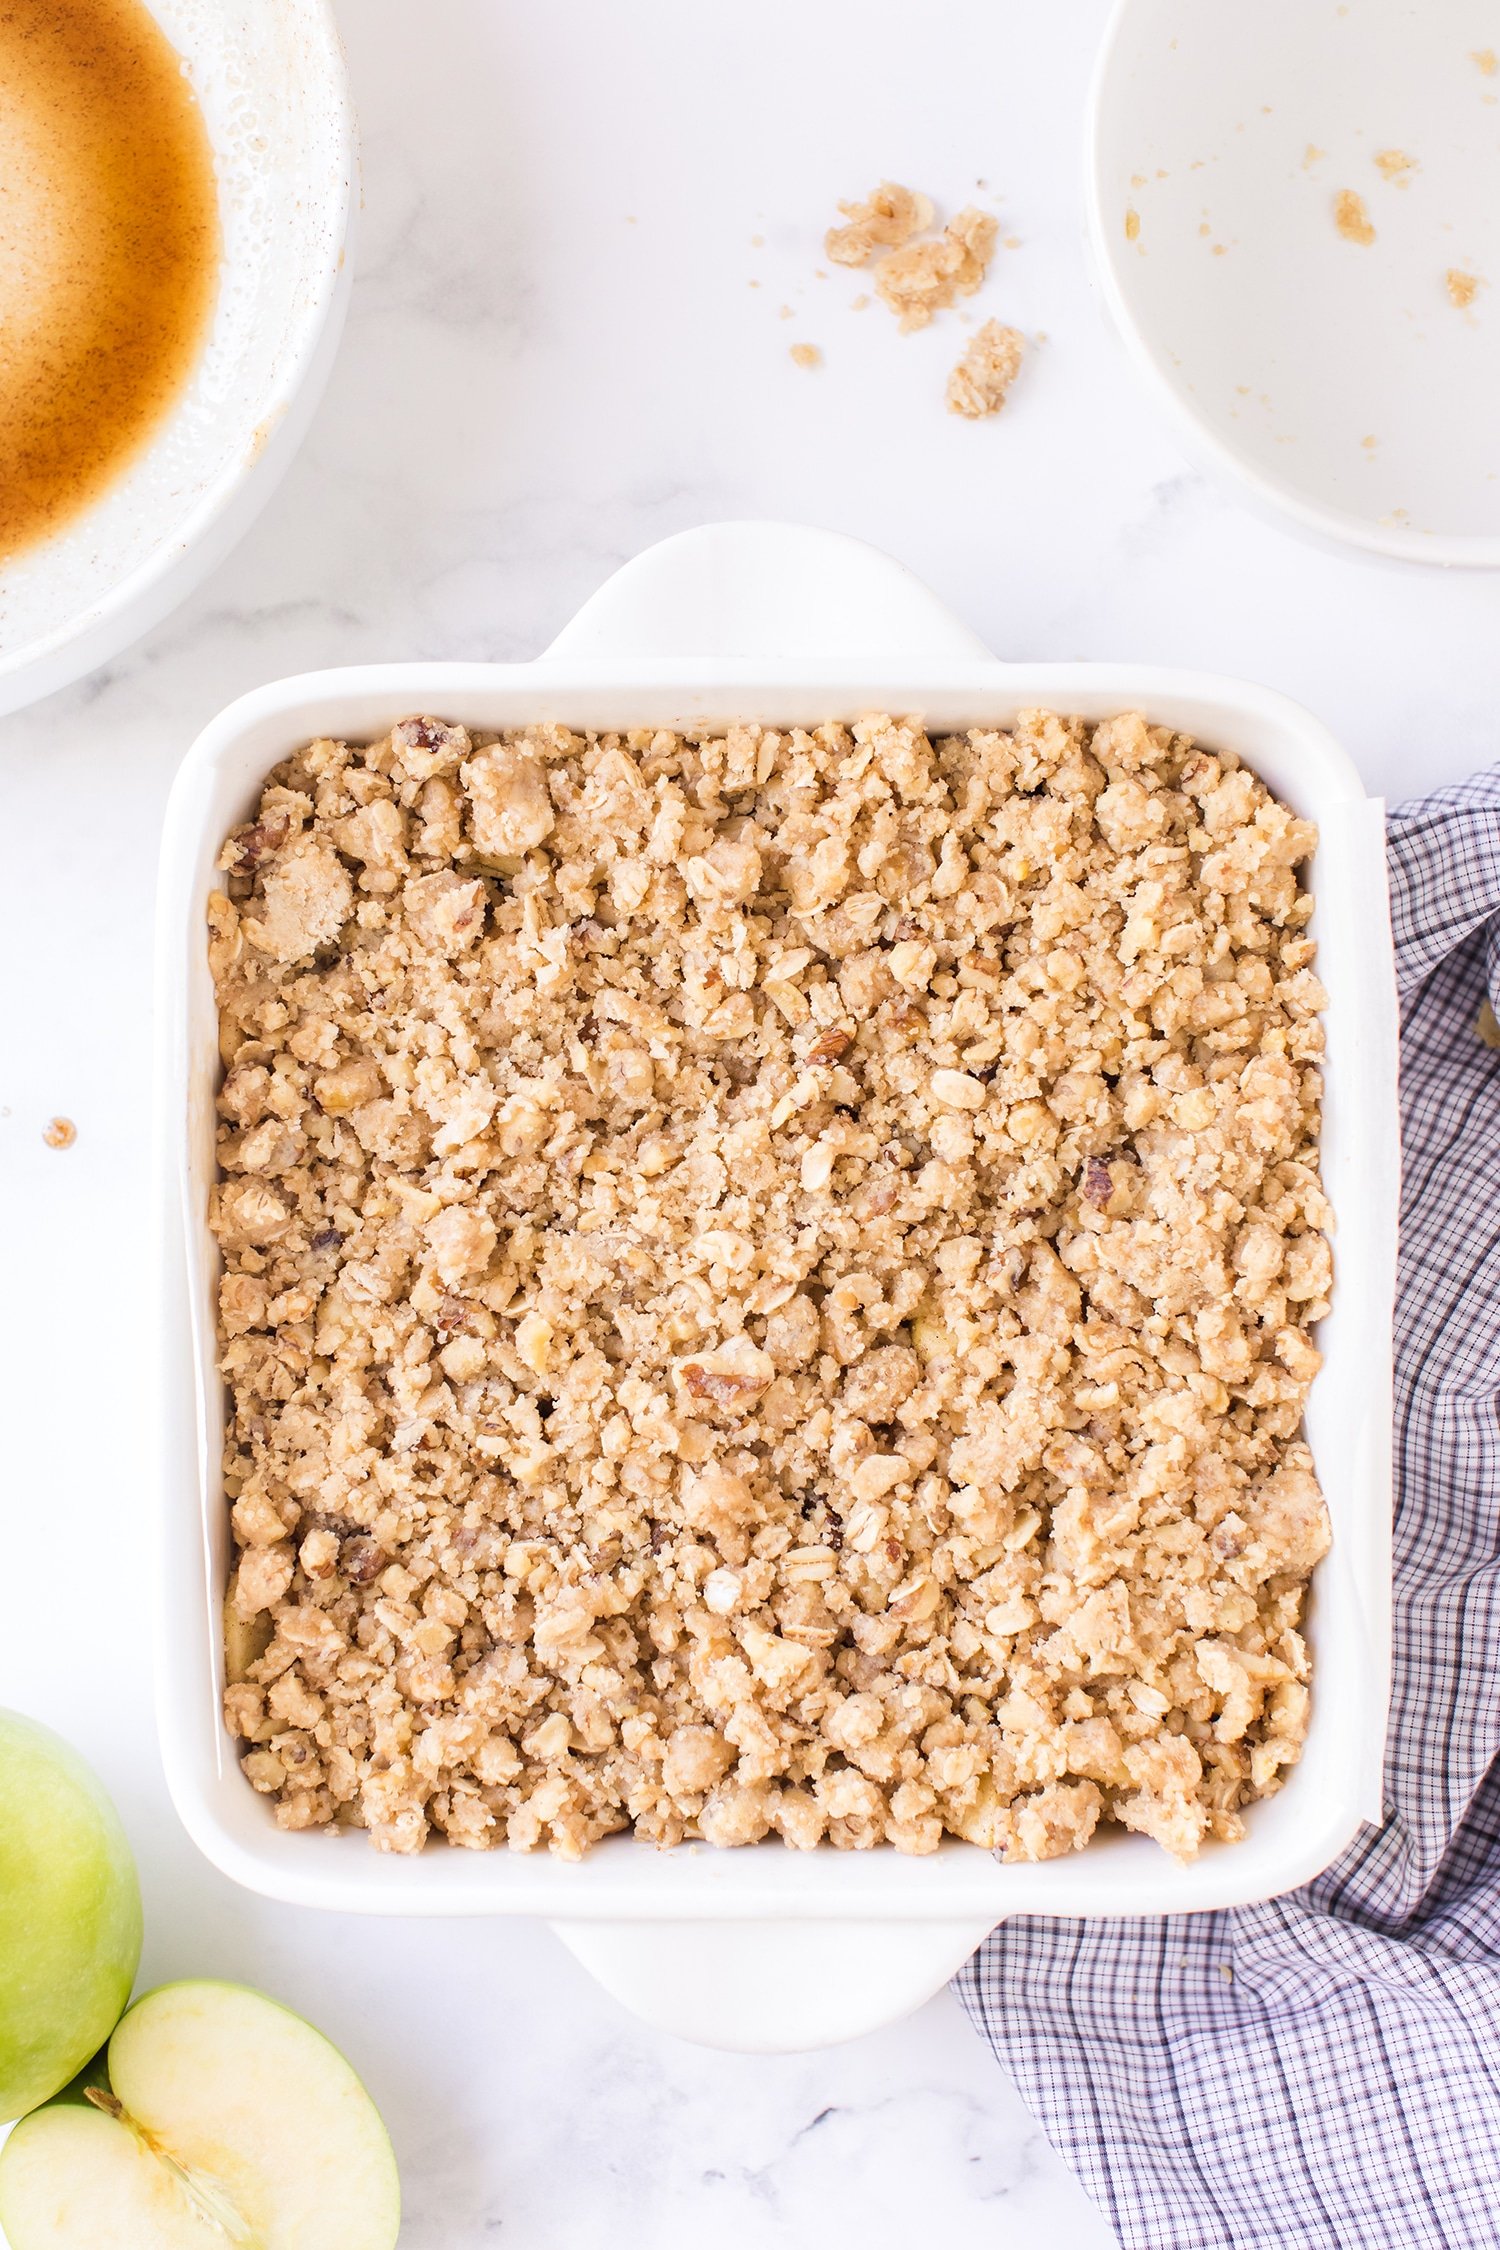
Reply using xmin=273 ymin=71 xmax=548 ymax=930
xmin=1088 ymin=0 xmax=1500 ymax=565
xmin=155 ymin=523 xmax=1400 ymax=2051
xmin=0 ymin=0 xmax=355 ymax=720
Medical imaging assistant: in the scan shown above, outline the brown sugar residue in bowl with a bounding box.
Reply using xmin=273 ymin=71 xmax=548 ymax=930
xmin=946 ymin=320 xmax=1024 ymax=417
xmin=41 ymin=1115 xmax=77 ymax=1150
xmin=1473 ymin=47 xmax=1498 ymax=75
xmin=1373 ymin=148 xmax=1419 ymax=186
xmin=1124 ymin=208 xmax=1141 ymax=242
xmin=1333 ymin=189 xmax=1376 ymax=244
xmin=0 ymin=0 xmax=219 ymax=564
xmin=788 ymin=341 xmax=822 ymax=369
xmin=1445 ymin=268 xmax=1483 ymax=308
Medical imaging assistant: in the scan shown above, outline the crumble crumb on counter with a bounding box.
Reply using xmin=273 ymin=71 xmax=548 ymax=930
xmin=825 ymin=181 xmax=934 ymax=268
xmin=789 ymin=342 xmax=822 ymax=369
xmin=1446 ymin=268 xmax=1482 ymax=308
xmin=946 ymin=321 xmax=1026 ymax=419
xmin=874 ymin=206 xmax=998 ymax=331
xmin=211 ymin=710 xmax=1331 ymax=1865
xmin=822 ymin=183 xmax=1019 ymax=413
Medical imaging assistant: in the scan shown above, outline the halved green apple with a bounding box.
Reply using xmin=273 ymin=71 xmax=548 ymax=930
xmin=0 ymin=1980 xmax=400 ymax=2249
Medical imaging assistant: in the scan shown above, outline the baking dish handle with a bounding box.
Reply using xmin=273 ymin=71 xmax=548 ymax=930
xmin=543 ymin=519 xmax=993 ymax=664
xmin=550 ymin=1914 xmax=999 ymax=2053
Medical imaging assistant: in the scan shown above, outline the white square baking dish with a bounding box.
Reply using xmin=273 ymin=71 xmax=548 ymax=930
xmin=155 ymin=522 xmax=1399 ymax=2050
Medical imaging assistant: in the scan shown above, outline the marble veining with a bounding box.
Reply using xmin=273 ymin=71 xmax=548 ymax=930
xmin=2 ymin=1 xmax=1496 ymax=2241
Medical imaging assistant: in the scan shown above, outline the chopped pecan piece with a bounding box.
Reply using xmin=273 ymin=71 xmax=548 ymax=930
xmin=222 ymin=814 xmax=289 ymax=875
xmin=341 ymin=1536 xmax=386 ymax=1586
xmin=1082 ymin=1157 xmax=1114 ymax=1209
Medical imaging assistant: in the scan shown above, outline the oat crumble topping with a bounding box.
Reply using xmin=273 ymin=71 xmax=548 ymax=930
xmin=947 ymin=322 xmax=1026 ymax=420
xmin=211 ymin=710 xmax=1331 ymax=1865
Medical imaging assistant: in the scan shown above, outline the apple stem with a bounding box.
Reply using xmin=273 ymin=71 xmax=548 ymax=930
xmin=83 ymin=2086 xmax=262 ymax=2248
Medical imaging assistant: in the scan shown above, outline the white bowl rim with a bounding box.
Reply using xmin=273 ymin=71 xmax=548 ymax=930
xmin=0 ymin=0 xmax=357 ymax=694
xmin=1084 ymin=0 xmax=1500 ymax=572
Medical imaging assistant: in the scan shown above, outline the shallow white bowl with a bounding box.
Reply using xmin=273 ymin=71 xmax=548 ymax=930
xmin=156 ymin=523 xmax=1400 ymax=2051
xmin=1088 ymin=0 xmax=1500 ymax=565
xmin=0 ymin=0 xmax=355 ymax=719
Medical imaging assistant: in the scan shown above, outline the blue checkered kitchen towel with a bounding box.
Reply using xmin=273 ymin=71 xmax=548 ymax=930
xmin=956 ymin=771 xmax=1500 ymax=2250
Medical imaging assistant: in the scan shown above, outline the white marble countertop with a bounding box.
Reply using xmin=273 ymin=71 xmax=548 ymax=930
xmin=3 ymin=2 xmax=1498 ymax=2242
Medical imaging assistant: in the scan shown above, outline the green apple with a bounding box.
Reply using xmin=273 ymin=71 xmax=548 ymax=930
xmin=0 ymin=1980 xmax=401 ymax=2248
xmin=0 ymin=1710 xmax=142 ymax=2122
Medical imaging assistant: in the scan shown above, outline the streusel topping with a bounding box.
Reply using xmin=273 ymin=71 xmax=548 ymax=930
xmin=212 ymin=710 xmax=1330 ymax=1864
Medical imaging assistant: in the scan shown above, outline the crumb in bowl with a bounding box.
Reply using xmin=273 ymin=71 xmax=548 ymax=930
xmin=1446 ymin=269 xmax=1482 ymax=309
xmin=210 ymin=710 xmax=1330 ymax=1866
